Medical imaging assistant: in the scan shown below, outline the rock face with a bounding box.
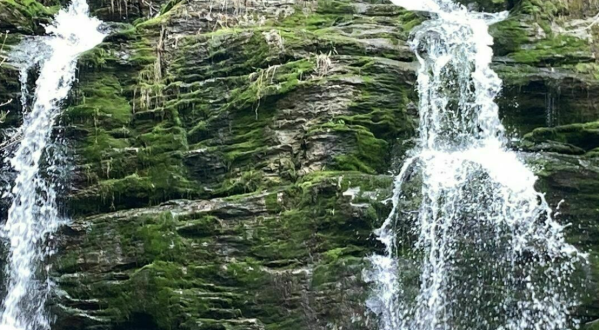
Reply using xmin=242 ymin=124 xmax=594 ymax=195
xmin=1 ymin=0 xmax=599 ymax=329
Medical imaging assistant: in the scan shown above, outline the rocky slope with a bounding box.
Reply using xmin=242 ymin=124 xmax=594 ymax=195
xmin=1 ymin=0 xmax=599 ymax=329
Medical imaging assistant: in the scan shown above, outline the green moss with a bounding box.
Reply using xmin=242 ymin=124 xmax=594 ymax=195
xmin=99 ymin=174 xmax=155 ymax=203
xmin=518 ymin=0 xmax=566 ymax=19
xmin=311 ymin=254 xmax=363 ymax=287
xmin=135 ymin=0 xmax=180 ymax=29
xmin=0 ymin=0 xmax=58 ymax=33
xmin=82 ymin=130 xmax=131 ymax=163
xmin=487 ymin=0 xmax=596 ymax=66
xmin=491 ymin=17 xmax=531 ymax=56
xmin=524 ymin=121 xmax=599 ymax=152
xmin=176 ymin=215 xmax=221 ymax=238
xmin=61 ymin=170 xmax=390 ymax=328
xmin=66 ymin=76 xmax=132 ymax=128
xmin=79 ymin=45 xmax=119 ymax=69
xmin=98 ymin=260 xmax=194 ymax=329
xmin=264 ymin=192 xmax=282 ymax=213
xmin=457 ymin=0 xmax=509 ymax=11
xmin=586 ymin=148 xmax=599 ymax=158
xmin=55 ymin=1 xmax=416 ymax=328
xmin=318 ymin=0 xmax=356 ymax=14
xmin=280 ymin=11 xmax=346 ymax=31
xmin=136 ymin=212 xmax=186 ymax=262
xmin=509 ymin=34 xmax=591 ymax=65
xmin=308 ymin=122 xmax=389 ymax=174
xmin=215 ymin=170 xmax=265 ymax=196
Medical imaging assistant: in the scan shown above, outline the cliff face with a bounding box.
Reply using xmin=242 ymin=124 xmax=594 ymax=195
xmin=1 ymin=0 xmax=599 ymax=329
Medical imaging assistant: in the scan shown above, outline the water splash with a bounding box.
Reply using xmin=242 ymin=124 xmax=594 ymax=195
xmin=367 ymin=2 xmax=585 ymax=330
xmin=0 ymin=1 xmax=105 ymax=329
xmin=388 ymin=0 xmax=441 ymax=12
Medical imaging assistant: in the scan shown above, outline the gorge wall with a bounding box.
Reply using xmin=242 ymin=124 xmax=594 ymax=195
xmin=1 ymin=0 xmax=599 ymax=329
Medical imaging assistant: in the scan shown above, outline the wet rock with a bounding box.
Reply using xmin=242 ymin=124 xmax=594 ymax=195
xmin=1 ymin=0 xmax=599 ymax=329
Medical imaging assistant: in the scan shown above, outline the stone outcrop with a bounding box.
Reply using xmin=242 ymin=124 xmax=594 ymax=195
xmin=1 ymin=0 xmax=599 ymax=329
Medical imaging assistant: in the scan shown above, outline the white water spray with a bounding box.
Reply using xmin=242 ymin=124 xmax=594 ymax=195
xmin=0 ymin=1 xmax=105 ymax=329
xmin=367 ymin=1 xmax=585 ymax=330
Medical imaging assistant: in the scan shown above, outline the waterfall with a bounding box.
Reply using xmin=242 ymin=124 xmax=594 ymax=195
xmin=0 ymin=1 xmax=105 ymax=329
xmin=367 ymin=1 xmax=585 ymax=330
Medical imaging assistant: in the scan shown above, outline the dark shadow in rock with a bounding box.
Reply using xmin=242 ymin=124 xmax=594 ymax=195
xmin=115 ymin=313 xmax=161 ymax=330
xmin=498 ymin=74 xmax=599 ymax=136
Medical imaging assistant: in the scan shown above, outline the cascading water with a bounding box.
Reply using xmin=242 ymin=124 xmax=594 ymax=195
xmin=0 ymin=1 xmax=105 ymax=329
xmin=367 ymin=1 xmax=585 ymax=330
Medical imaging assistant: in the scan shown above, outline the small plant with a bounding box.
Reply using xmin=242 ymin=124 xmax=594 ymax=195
xmin=262 ymin=29 xmax=285 ymax=51
xmin=250 ymin=64 xmax=281 ymax=119
xmin=315 ymin=51 xmax=333 ymax=77
xmin=0 ymin=110 xmax=9 ymax=123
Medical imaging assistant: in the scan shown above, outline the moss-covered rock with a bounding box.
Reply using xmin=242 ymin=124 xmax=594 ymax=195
xmin=53 ymin=173 xmax=392 ymax=330
xmin=42 ymin=1 xmax=411 ymax=329
xmin=0 ymin=0 xmax=58 ymax=33
xmin=522 ymin=121 xmax=599 ymax=153
xmin=0 ymin=0 xmax=596 ymax=329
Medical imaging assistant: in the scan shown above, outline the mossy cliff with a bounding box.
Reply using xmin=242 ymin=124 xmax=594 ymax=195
xmin=1 ymin=0 xmax=599 ymax=329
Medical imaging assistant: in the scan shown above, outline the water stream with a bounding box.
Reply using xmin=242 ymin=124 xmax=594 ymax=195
xmin=367 ymin=1 xmax=585 ymax=329
xmin=0 ymin=1 xmax=105 ymax=329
